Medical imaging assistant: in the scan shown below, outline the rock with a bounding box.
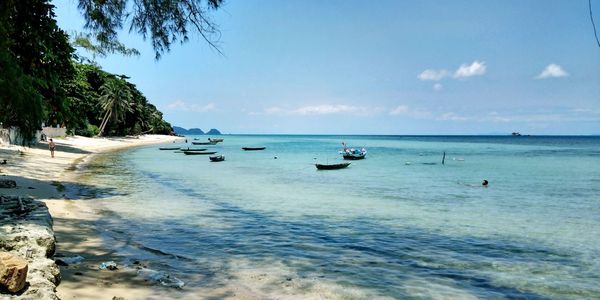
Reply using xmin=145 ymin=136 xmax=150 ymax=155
xmin=0 ymin=196 xmax=59 ymax=299
xmin=54 ymin=259 xmax=68 ymax=267
xmin=0 ymin=252 xmax=28 ymax=293
xmin=99 ymin=261 xmax=118 ymax=270
xmin=137 ymin=269 xmax=185 ymax=288
xmin=0 ymin=179 xmax=16 ymax=189
xmin=56 ymin=255 xmax=84 ymax=265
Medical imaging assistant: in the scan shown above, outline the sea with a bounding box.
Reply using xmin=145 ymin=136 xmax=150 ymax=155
xmin=73 ymin=135 xmax=600 ymax=299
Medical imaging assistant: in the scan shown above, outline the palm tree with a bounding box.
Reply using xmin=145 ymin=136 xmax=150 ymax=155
xmin=97 ymin=79 xmax=133 ymax=136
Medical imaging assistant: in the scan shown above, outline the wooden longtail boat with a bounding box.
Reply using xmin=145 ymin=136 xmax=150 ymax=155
xmin=192 ymin=141 xmax=217 ymax=145
xmin=209 ymin=155 xmax=225 ymax=162
xmin=315 ymin=162 xmax=351 ymax=170
xmin=242 ymin=147 xmax=266 ymax=151
xmin=183 ymin=151 xmax=217 ymax=155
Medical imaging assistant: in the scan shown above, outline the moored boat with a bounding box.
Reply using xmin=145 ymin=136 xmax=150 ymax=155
xmin=209 ymin=154 xmax=225 ymax=162
xmin=242 ymin=147 xmax=266 ymax=151
xmin=159 ymin=147 xmax=180 ymax=150
xmin=315 ymin=162 xmax=351 ymax=170
xmin=183 ymin=151 xmax=217 ymax=155
xmin=341 ymin=142 xmax=367 ymax=160
xmin=342 ymin=148 xmax=367 ymax=160
xmin=208 ymin=138 xmax=224 ymax=143
xmin=192 ymin=141 xmax=217 ymax=145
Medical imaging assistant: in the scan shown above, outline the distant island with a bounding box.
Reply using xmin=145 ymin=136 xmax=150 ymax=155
xmin=173 ymin=126 xmax=222 ymax=135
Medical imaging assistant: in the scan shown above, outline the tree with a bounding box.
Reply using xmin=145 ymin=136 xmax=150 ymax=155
xmin=0 ymin=0 xmax=74 ymax=144
xmin=97 ymin=78 xmax=133 ymax=136
xmin=77 ymin=0 xmax=223 ymax=59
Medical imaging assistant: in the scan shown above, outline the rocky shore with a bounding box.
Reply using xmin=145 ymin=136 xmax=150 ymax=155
xmin=0 ymin=195 xmax=59 ymax=299
xmin=0 ymin=135 xmax=181 ymax=299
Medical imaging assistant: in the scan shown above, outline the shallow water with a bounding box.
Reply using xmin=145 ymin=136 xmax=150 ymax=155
xmin=76 ymin=135 xmax=600 ymax=299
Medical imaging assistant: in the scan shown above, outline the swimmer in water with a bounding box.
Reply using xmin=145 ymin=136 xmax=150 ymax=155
xmin=482 ymin=180 xmax=489 ymax=187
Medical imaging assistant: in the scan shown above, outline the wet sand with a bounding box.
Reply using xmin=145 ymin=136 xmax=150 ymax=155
xmin=1 ymin=135 xmax=183 ymax=299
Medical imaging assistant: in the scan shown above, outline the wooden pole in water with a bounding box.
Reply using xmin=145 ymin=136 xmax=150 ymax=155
xmin=442 ymin=151 xmax=446 ymax=165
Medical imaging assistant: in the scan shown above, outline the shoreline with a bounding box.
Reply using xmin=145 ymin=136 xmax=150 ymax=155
xmin=0 ymin=135 xmax=182 ymax=299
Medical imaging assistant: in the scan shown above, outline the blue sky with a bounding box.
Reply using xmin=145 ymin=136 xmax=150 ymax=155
xmin=55 ymin=0 xmax=600 ymax=134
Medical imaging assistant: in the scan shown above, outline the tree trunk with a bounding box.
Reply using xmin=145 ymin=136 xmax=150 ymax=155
xmin=98 ymin=110 xmax=112 ymax=136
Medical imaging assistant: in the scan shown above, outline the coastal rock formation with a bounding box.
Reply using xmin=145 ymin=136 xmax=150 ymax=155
xmin=0 ymin=252 xmax=28 ymax=293
xmin=0 ymin=196 xmax=59 ymax=300
xmin=0 ymin=180 xmax=17 ymax=189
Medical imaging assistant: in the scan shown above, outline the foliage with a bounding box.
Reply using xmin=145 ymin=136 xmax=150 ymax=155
xmin=76 ymin=0 xmax=223 ymax=59
xmin=71 ymin=31 xmax=140 ymax=59
xmin=0 ymin=0 xmax=74 ymax=144
xmin=9 ymin=0 xmax=75 ymax=126
xmin=98 ymin=78 xmax=133 ymax=136
xmin=75 ymin=123 xmax=100 ymax=137
xmin=64 ymin=61 xmax=173 ymax=136
xmin=1 ymin=0 xmax=174 ymax=142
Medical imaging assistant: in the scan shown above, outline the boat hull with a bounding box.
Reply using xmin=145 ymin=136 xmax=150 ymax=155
xmin=192 ymin=142 xmax=216 ymax=145
xmin=209 ymin=155 xmax=225 ymax=162
xmin=242 ymin=147 xmax=266 ymax=151
xmin=315 ymin=162 xmax=351 ymax=170
xmin=183 ymin=151 xmax=217 ymax=155
xmin=343 ymin=154 xmax=366 ymax=160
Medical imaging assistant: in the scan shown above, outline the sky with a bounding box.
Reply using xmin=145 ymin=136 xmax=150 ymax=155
xmin=54 ymin=0 xmax=600 ymax=135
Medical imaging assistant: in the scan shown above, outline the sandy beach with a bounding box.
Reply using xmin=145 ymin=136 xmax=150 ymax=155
xmin=1 ymin=135 xmax=182 ymax=300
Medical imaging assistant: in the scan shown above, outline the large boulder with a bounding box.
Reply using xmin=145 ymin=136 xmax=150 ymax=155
xmin=0 ymin=252 xmax=28 ymax=293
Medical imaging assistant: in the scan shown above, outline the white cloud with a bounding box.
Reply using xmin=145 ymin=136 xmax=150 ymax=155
xmin=261 ymin=104 xmax=381 ymax=116
xmin=166 ymin=100 xmax=187 ymax=110
xmin=389 ymin=105 xmax=433 ymax=119
xmin=166 ymin=100 xmax=216 ymax=112
xmin=294 ymin=104 xmax=364 ymax=115
xmin=389 ymin=105 xmax=598 ymax=125
xmin=438 ymin=112 xmax=468 ymax=121
xmin=433 ymin=83 xmax=443 ymax=91
xmin=418 ymin=69 xmax=449 ymax=81
xmin=453 ymin=60 xmax=487 ymax=78
xmin=536 ymin=64 xmax=568 ymax=79
xmin=389 ymin=105 xmax=409 ymax=115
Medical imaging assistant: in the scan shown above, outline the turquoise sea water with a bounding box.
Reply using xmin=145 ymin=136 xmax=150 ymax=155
xmin=77 ymin=135 xmax=600 ymax=299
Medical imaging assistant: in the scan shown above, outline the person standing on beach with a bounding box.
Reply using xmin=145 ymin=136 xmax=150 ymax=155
xmin=48 ymin=139 xmax=56 ymax=158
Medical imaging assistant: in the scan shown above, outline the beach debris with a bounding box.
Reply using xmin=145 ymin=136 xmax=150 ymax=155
xmin=137 ymin=269 xmax=185 ymax=288
xmin=99 ymin=261 xmax=118 ymax=270
xmin=0 ymin=179 xmax=17 ymax=189
xmin=55 ymin=255 xmax=84 ymax=266
xmin=0 ymin=252 xmax=29 ymax=293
